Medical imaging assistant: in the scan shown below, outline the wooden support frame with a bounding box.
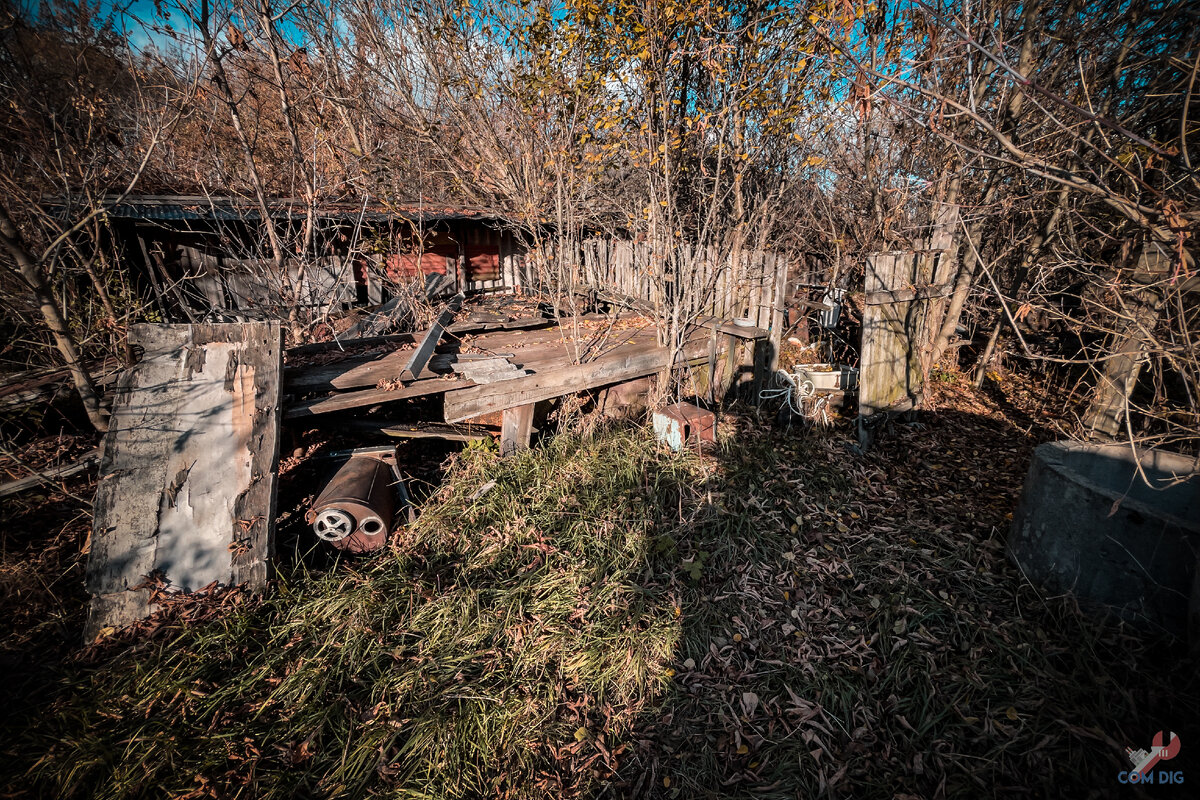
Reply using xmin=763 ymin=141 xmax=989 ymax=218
xmin=443 ymin=336 xmax=714 ymax=423
xmin=500 ymin=403 xmax=535 ymax=456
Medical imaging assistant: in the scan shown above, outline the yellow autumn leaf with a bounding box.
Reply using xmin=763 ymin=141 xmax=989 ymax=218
xmin=737 ymin=744 xmax=749 ymax=755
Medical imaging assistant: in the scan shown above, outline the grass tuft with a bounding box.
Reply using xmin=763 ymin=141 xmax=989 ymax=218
xmin=10 ymin=425 xmax=692 ymax=799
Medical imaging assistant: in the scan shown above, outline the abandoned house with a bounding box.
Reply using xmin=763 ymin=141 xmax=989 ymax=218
xmin=106 ymin=195 xmax=528 ymax=320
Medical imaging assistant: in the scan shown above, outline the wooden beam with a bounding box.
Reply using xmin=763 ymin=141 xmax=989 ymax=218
xmin=284 ymin=376 xmax=472 ymax=419
xmin=399 ymin=293 xmax=465 ymax=381
xmin=500 ymin=403 xmax=535 ymax=455
xmin=444 ymin=337 xmax=712 ymax=423
xmin=864 ymin=282 xmax=954 ymax=306
xmin=287 ymin=347 xmax=424 ymax=393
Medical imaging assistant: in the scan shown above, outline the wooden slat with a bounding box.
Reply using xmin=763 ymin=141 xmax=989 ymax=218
xmin=399 ymin=293 xmax=464 ymax=380
xmin=769 ymin=254 xmax=788 ymax=371
xmin=86 ymin=322 xmax=282 ymax=639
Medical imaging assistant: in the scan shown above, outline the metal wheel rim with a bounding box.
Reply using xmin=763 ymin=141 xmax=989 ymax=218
xmin=313 ymin=508 xmax=354 ymax=541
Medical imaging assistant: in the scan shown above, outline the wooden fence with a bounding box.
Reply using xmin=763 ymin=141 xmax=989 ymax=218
xmin=523 ymin=238 xmax=788 ymax=373
xmin=576 ymin=239 xmax=786 ymax=332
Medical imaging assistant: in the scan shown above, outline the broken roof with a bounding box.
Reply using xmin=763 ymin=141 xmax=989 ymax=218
xmin=99 ymin=195 xmax=511 ymax=225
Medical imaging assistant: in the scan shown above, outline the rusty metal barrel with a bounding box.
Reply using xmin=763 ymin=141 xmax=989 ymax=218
xmin=306 ymin=454 xmax=396 ymax=553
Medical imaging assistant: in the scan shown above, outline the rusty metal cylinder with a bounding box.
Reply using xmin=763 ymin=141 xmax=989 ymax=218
xmin=306 ymin=455 xmax=395 ymax=553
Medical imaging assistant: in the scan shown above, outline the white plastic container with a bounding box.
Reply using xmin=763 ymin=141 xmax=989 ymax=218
xmin=794 ymin=363 xmax=858 ymax=392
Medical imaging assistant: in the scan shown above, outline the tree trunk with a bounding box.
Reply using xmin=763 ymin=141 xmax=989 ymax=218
xmin=1081 ymin=285 xmax=1162 ymax=438
xmin=971 ymin=186 xmax=1068 ymax=387
xmin=0 ymin=207 xmax=108 ymax=432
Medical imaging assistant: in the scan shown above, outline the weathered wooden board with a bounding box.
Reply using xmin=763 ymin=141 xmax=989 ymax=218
xmin=288 ymin=347 xmax=424 ymax=393
xmin=399 ymin=293 xmax=464 ymax=381
xmin=86 ymin=322 xmax=282 ymax=640
xmin=859 ymin=252 xmax=915 ymax=417
xmin=284 ymin=377 xmax=471 ymax=419
xmin=453 ymin=358 xmax=529 ymax=383
xmin=285 ymin=319 xmax=628 ymax=395
xmin=444 ymin=336 xmax=713 ymax=423
xmin=500 ymin=403 xmax=535 ymax=456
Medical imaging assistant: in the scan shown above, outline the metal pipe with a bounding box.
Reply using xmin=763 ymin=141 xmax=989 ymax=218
xmin=306 ymin=449 xmax=399 ymax=553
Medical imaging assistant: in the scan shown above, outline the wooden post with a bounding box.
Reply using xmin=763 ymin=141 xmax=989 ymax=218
xmin=500 ymin=403 xmax=535 ymax=456
xmin=860 ymin=252 xmax=915 ymax=416
xmin=769 ymin=254 xmax=788 ymax=371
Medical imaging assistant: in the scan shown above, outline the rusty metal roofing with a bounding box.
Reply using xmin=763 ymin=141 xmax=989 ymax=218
xmin=99 ymin=195 xmax=508 ymax=224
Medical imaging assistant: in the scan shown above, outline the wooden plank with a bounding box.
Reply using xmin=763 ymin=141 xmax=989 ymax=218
xmin=453 ymin=358 xmax=529 ymax=383
xmin=500 ymin=403 xmax=535 ymax=456
xmin=284 ymin=376 xmax=471 ymax=419
xmin=769 ymin=254 xmax=788 ymax=371
xmin=287 ymin=330 xmax=586 ymax=395
xmin=86 ymin=322 xmax=282 ymax=640
xmin=284 ymin=317 xmax=552 ymax=359
xmin=399 ymin=292 xmax=465 ymax=381
xmin=860 ymin=253 xmax=915 ymax=417
xmin=444 ymin=336 xmax=713 ymax=423
xmin=864 ymin=282 xmax=954 ymax=306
